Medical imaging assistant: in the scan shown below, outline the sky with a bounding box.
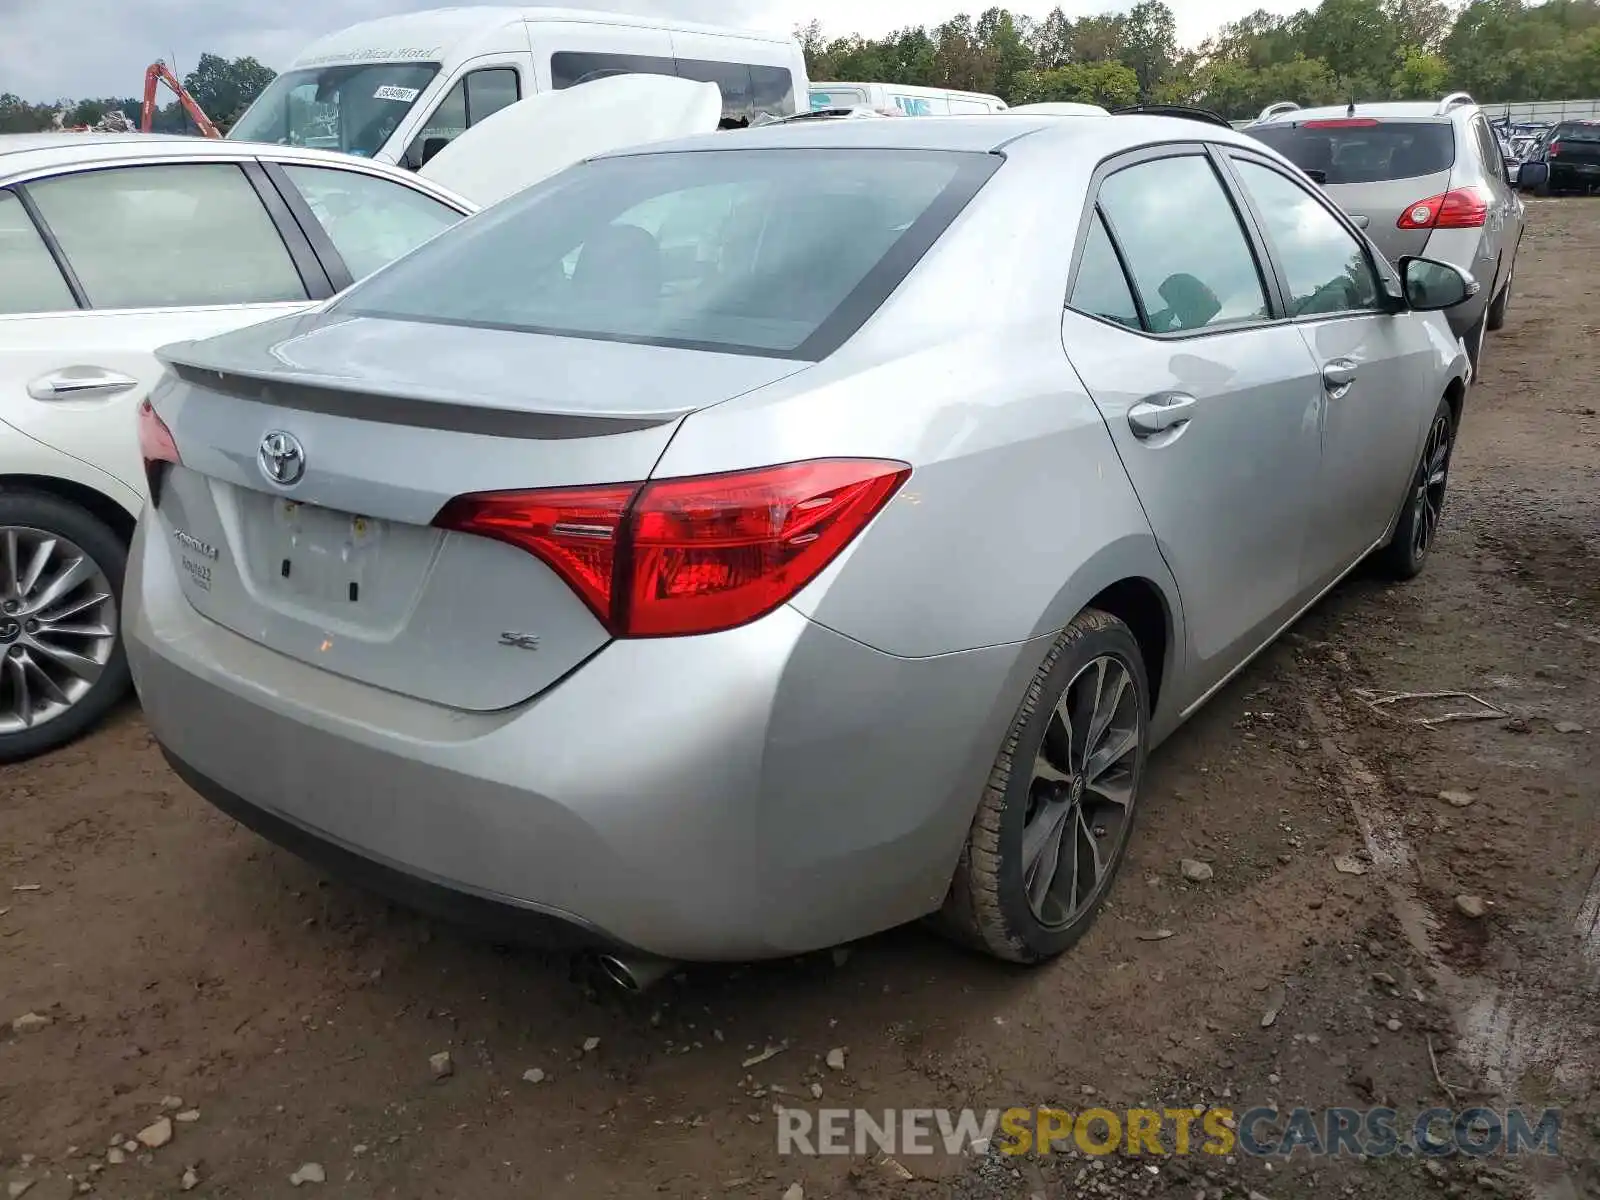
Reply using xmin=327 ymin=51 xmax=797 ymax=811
xmin=0 ymin=0 xmax=1310 ymax=101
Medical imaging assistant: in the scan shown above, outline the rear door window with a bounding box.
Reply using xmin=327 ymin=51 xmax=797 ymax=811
xmin=1246 ymin=121 xmax=1456 ymax=184
xmin=1095 ymin=154 xmax=1270 ymax=332
xmin=27 ymin=163 xmax=307 ymax=309
xmin=0 ymin=191 xmax=76 ymax=314
xmin=1068 ymin=211 xmax=1140 ymax=330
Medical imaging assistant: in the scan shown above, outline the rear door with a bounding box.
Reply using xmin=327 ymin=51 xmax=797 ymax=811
xmin=1244 ymin=118 xmax=1457 ymax=266
xmin=1223 ymin=150 xmax=1431 ymax=586
xmin=1060 ymin=146 xmax=1326 ymax=708
xmin=0 ymin=159 xmax=325 ymax=498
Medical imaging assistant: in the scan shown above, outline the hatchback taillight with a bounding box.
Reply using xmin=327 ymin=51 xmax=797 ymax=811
xmin=1397 ymin=188 xmax=1488 ymax=230
xmin=433 ymin=458 xmax=911 ymax=638
xmin=137 ymin=398 xmax=181 ymax=504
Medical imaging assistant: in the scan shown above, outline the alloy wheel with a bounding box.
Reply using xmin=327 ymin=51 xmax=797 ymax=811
xmin=1022 ymin=654 xmax=1141 ymax=929
xmin=1410 ymin=413 xmax=1453 ymax=561
xmin=0 ymin=526 xmax=119 ymax=734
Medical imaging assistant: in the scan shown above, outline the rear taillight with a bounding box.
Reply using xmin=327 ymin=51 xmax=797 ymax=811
xmin=434 ymin=458 xmax=911 ymax=638
xmin=137 ymin=398 xmax=180 ymax=503
xmin=1549 ymin=141 xmax=1563 ymax=158
xmin=1396 ymin=188 xmax=1488 ymax=230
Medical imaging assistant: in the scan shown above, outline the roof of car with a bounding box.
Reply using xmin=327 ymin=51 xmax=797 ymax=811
xmin=1253 ymin=101 xmax=1462 ymax=125
xmin=0 ymin=132 xmax=472 ymax=209
xmin=603 ymin=112 xmax=1272 ymax=159
xmin=0 ymin=132 xmax=420 ymax=178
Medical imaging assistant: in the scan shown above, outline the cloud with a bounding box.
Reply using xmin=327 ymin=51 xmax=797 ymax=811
xmin=1 ymin=0 xmax=1306 ymax=102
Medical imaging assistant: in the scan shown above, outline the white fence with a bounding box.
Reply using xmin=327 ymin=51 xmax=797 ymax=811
xmin=1479 ymin=98 xmax=1600 ymax=124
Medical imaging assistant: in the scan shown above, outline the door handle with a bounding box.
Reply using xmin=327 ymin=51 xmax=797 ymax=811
xmin=27 ymin=367 xmax=139 ymax=401
xmin=1128 ymin=391 xmax=1197 ymax=438
xmin=1351 ymin=214 xmax=1371 ymax=229
xmin=1321 ymin=359 xmax=1358 ymax=397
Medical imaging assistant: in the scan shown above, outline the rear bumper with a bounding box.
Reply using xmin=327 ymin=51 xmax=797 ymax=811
xmin=125 ymin=518 xmax=1040 ymax=961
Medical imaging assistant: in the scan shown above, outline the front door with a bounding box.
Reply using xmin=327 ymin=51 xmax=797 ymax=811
xmin=1224 ymin=152 xmax=1434 ymax=586
xmin=1061 ymin=149 xmax=1326 ymax=709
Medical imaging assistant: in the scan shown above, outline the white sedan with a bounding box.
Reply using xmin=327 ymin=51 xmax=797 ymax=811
xmin=0 ymin=75 xmax=721 ymax=761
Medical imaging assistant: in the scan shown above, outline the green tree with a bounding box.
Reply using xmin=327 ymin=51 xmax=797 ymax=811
xmin=182 ymin=53 xmax=277 ymax=129
xmin=1012 ymin=60 xmax=1141 ymax=106
xmin=1120 ymin=1 xmax=1179 ymax=99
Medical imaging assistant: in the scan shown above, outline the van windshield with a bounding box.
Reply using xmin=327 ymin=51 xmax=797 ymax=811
xmin=228 ymin=63 xmax=440 ymax=158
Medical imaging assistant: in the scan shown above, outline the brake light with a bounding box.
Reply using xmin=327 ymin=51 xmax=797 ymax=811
xmin=1396 ymin=188 xmax=1488 ymax=230
xmin=1303 ymin=118 xmax=1379 ymax=128
xmin=1549 ymin=141 xmax=1562 ymax=158
xmin=137 ymin=398 xmax=180 ymax=503
xmin=434 ymin=458 xmax=911 ymax=638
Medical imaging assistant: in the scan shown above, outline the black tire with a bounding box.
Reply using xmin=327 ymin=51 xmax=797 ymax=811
xmin=939 ymin=608 xmax=1149 ymax=963
xmin=0 ymin=491 xmax=131 ymax=764
xmin=1486 ymin=264 xmax=1512 ymax=332
xmin=1373 ymin=396 xmax=1456 ymax=582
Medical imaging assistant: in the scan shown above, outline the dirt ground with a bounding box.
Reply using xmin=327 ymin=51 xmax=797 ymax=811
xmin=4 ymin=200 xmax=1599 ymax=1200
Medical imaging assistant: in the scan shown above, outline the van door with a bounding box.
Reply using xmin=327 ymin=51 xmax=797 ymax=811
xmin=398 ymin=54 xmax=530 ymax=170
xmin=532 ymin=21 xmax=676 ymax=94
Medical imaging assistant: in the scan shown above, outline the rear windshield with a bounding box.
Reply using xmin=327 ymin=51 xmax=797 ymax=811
xmin=336 ymin=148 xmax=994 ymax=359
xmin=1554 ymin=123 xmax=1600 ymax=143
xmin=1245 ymin=121 xmax=1456 ymax=184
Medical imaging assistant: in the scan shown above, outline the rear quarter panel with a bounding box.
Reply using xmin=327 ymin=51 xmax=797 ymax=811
xmin=650 ymin=140 xmax=1183 ymax=687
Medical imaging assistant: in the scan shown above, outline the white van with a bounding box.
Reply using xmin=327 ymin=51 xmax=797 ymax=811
xmin=229 ymin=6 xmax=809 ymax=168
xmin=808 ymin=82 xmax=1007 ymax=117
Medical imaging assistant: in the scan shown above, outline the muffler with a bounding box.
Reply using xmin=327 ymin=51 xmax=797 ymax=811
xmin=595 ymin=952 xmax=678 ymax=993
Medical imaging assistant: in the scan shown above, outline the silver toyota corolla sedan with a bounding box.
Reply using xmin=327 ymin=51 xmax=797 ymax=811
xmin=124 ymin=114 xmax=1474 ymax=978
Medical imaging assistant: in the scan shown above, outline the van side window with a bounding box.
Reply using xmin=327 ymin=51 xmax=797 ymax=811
xmin=550 ymin=51 xmax=676 ymax=89
xmin=406 ymin=68 xmax=521 ymax=167
xmin=750 ymin=67 xmax=795 ymax=116
xmin=675 ymin=60 xmax=755 ymax=124
xmin=550 ymin=52 xmax=794 ymax=124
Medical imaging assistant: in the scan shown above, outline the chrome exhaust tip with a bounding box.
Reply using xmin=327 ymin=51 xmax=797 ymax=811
xmin=595 ymin=953 xmax=677 ymax=993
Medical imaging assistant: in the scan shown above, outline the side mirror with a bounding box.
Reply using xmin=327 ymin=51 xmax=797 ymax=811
xmin=420 ymin=136 xmax=450 ymax=166
xmin=1518 ymin=160 xmax=1549 ymax=190
xmin=1398 ymin=256 xmax=1478 ymax=311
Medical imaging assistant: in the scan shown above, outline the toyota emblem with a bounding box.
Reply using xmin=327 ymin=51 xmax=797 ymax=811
xmin=258 ymin=430 xmax=306 ymax=487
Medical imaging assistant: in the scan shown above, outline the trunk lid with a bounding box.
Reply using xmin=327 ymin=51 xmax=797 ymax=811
xmin=150 ymin=312 xmax=807 ymax=711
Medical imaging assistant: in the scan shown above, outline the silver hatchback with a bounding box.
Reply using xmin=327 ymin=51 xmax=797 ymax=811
xmin=1245 ymin=92 xmax=1525 ymax=369
xmin=125 ymin=115 xmax=1474 ymax=977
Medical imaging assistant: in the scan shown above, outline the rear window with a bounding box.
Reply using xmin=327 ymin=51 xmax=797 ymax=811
xmin=1245 ymin=121 xmax=1456 ymax=184
xmin=1554 ymin=123 xmax=1600 ymax=143
xmin=336 ymin=148 xmax=995 ymax=359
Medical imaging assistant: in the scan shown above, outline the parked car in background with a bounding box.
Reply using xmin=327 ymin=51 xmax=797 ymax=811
xmin=0 ymin=75 xmax=721 ymax=762
xmin=809 ymin=81 xmax=1007 ymax=115
xmin=228 ymin=6 xmax=807 ymax=164
xmin=127 ymin=113 xmax=1473 ymax=979
xmin=1517 ymin=120 xmax=1600 ymax=195
xmin=1244 ymin=92 xmax=1525 ymax=372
